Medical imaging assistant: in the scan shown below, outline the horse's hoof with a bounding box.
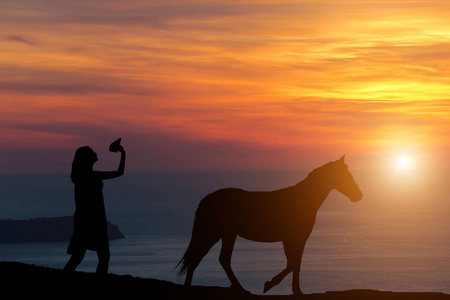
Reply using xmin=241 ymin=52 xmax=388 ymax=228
xmin=230 ymin=284 xmax=251 ymax=295
xmin=263 ymin=281 xmax=271 ymax=293
xmin=292 ymin=288 xmax=304 ymax=297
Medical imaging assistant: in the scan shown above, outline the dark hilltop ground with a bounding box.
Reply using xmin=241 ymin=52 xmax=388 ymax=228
xmin=1 ymin=262 xmax=449 ymax=300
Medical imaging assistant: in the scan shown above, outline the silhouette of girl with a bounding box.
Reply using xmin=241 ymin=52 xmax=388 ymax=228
xmin=63 ymin=143 xmax=126 ymax=274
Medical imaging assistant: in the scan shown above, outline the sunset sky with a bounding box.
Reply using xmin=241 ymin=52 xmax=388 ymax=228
xmin=1 ymin=0 xmax=450 ymax=174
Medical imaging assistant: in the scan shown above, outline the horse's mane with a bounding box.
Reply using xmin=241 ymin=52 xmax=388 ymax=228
xmin=306 ymin=161 xmax=335 ymax=179
xmin=290 ymin=161 xmax=335 ymax=190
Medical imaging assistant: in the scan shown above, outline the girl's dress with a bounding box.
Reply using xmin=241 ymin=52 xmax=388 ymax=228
xmin=67 ymin=173 xmax=109 ymax=254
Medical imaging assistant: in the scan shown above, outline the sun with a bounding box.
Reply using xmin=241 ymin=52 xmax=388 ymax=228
xmin=395 ymin=154 xmax=413 ymax=170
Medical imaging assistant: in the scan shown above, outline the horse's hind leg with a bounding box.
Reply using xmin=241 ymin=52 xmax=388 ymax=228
xmin=181 ymin=232 xmax=220 ymax=286
xmin=185 ymin=233 xmax=221 ymax=285
xmin=219 ymin=234 xmax=244 ymax=290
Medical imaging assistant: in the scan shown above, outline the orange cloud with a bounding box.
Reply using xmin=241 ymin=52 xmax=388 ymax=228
xmin=1 ymin=1 xmax=450 ymax=172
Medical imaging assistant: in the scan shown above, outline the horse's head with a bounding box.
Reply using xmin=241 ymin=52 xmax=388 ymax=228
xmin=330 ymin=155 xmax=363 ymax=202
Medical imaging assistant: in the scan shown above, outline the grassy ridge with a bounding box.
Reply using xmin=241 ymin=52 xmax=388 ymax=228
xmin=1 ymin=262 xmax=449 ymax=300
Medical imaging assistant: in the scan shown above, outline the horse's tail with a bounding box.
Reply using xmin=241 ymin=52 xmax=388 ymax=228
xmin=175 ymin=196 xmax=221 ymax=278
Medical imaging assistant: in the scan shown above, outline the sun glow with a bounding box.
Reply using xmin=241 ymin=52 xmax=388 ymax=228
xmin=395 ymin=154 xmax=414 ymax=170
xmin=1 ymin=1 xmax=450 ymax=174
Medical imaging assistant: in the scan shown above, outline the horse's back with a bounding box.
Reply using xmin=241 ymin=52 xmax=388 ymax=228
xmin=197 ymin=188 xmax=252 ymax=218
xmin=197 ymin=187 xmax=298 ymax=242
xmin=199 ymin=187 xmax=283 ymax=214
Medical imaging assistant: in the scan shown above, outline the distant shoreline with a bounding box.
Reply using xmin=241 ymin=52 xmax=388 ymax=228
xmin=0 ymin=216 xmax=125 ymax=243
xmin=2 ymin=262 xmax=449 ymax=300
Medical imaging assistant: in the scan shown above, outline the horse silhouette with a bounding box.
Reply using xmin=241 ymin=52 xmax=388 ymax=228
xmin=176 ymin=156 xmax=363 ymax=295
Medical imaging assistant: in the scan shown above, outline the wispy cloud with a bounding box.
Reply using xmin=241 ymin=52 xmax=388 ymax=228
xmin=6 ymin=34 xmax=35 ymax=45
xmin=1 ymin=0 xmax=450 ymax=172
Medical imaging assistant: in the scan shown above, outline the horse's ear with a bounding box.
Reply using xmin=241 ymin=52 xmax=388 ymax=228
xmin=339 ymin=155 xmax=345 ymax=163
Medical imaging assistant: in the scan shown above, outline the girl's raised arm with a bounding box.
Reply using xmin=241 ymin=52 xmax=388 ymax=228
xmin=95 ymin=148 xmax=126 ymax=180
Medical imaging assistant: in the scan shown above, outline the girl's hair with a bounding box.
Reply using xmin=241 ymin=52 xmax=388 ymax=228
xmin=71 ymin=146 xmax=95 ymax=183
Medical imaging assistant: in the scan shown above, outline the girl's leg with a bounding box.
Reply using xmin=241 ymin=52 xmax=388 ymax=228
xmin=96 ymin=247 xmax=110 ymax=274
xmin=63 ymin=249 xmax=87 ymax=272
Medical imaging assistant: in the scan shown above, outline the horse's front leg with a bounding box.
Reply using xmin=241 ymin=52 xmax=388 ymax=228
xmin=263 ymin=266 xmax=291 ymax=293
xmin=285 ymin=239 xmax=306 ymax=296
xmin=263 ymin=239 xmax=305 ymax=294
xmin=291 ymin=255 xmax=303 ymax=296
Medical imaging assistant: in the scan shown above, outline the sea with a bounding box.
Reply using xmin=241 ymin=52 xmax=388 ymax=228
xmin=0 ymin=170 xmax=449 ymax=295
